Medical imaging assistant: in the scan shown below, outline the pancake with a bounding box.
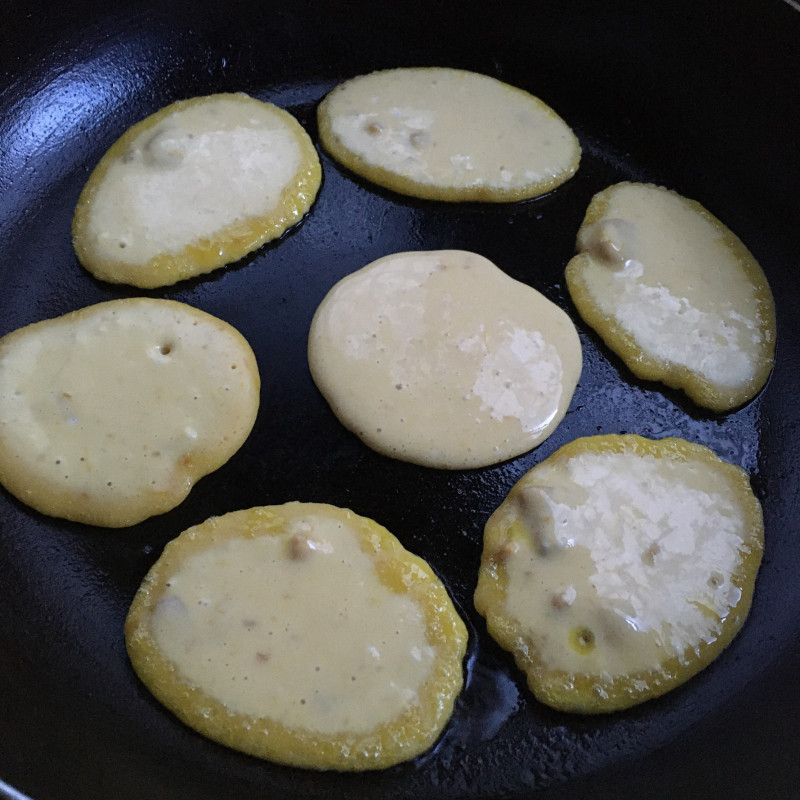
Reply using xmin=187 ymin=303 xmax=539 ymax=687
xmin=72 ymin=92 xmax=321 ymax=288
xmin=318 ymin=67 xmax=580 ymax=202
xmin=308 ymin=250 xmax=582 ymax=469
xmin=0 ymin=298 xmax=260 ymax=527
xmin=565 ymin=182 xmax=776 ymax=411
xmin=125 ymin=502 xmax=468 ymax=770
xmin=474 ymin=434 xmax=764 ymax=713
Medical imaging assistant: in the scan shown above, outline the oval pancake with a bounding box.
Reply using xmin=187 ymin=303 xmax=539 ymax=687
xmin=474 ymin=434 xmax=764 ymax=713
xmin=308 ymin=250 xmax=582 ymax=469
xmin=565 ymin=182 xmax=776 ymax=411
xmin=125 ymin=502 xmax=468 ymax=770
xmin=72 ymin=93 xmax=321 ymax=288
xmin=318 ymin=67 xmax=580 ymax=202
xmin=0 ymin=298 xmax=260 ymax=527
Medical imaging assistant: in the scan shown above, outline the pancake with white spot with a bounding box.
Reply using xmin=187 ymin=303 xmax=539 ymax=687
xmin=474 ymin=434 xmax=764 ymax=713
xmin=318 ymin=67 xmax=580 ymax=202
xmin=72 ymin=93 xmax=321 ymax=288
xmin=308 ymin=250 xmax=582 ymax=469
xmin=0 ymin=298 xmax=260 ymax=527
xmin=565 ymin=182 xmax=776 ymax=411
xmin=125 ymin=502 xmax=467 ymax=770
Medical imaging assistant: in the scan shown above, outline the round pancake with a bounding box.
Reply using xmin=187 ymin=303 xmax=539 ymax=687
xmin=125 ymin=502 xmax=468 ymax=770
xmin=72 ymin=93 xmax=321 ymax=288
xmin=307 ymin=250 xmax=582 ymax=469
xmin=318 ymin=67 xmax=581 ymax=202
xmin=474 ymin=434 xmax=764 ymax=713
xmin=565 ymin=182 xmax=776 ymax=412
xmin=0 ymin=298 xmax=260 ymax=527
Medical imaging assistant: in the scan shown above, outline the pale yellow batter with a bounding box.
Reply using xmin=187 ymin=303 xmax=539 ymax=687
xmin=73 ymin=93 xmax=321 ymax=287
xmin=0 ymin=298 xmax=260 ymax=527
xmin=308 ymin=250 xmax=582 ymax=469
xmin=151 ymin=515 xmax=436 ymax=733
xmin=565 ymin=182 xmax=776 ymax=411
xmin=318 ymin=67 xmax=581 ymax=202
xmin=125 ymin=503 xmax=468 ymax=770
xmin=474 ymin=434 xmax=764 ymax=713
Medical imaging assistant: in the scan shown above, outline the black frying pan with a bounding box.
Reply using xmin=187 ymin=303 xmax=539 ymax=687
xmin=2 ymin=1 xmax=799 ymax=798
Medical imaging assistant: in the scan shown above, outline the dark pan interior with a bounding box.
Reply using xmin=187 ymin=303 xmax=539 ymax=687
xmin=1 ymin=1 xmax=799 ymax=798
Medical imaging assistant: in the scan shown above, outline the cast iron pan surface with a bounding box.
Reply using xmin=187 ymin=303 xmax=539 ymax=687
xmin=1 ymin=1 xmax=799 ymax=798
